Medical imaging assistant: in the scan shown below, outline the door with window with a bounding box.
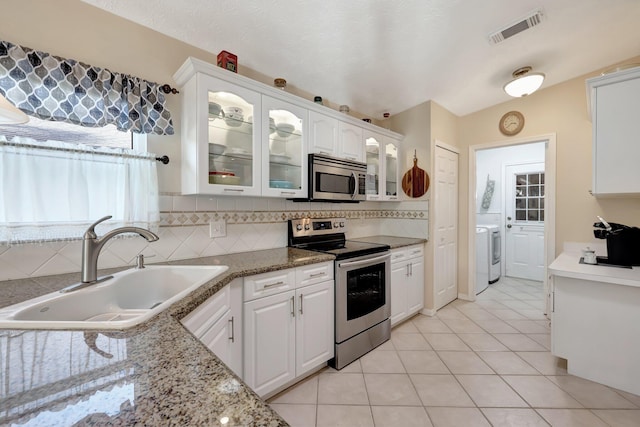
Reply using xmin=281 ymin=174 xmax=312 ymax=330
xmin=505 ymin=163 xmax=545 ymax=281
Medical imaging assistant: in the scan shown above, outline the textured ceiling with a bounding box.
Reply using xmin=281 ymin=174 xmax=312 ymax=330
xmin=82 ymin=0 xmax=640 ymax=118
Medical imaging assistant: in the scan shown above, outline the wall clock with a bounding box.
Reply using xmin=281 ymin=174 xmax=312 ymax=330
xmin=499 ymin=110 xmax=525 ymax=136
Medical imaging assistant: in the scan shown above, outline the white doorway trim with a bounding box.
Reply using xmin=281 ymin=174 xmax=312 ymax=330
xmin=468 ymin=133 xmax=556 ymax=315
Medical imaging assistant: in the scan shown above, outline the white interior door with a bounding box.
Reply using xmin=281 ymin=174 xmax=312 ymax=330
xmin=434 ymin=145 xmax=458 ymax=309
xmin=505 ymin=163 xmax=545 ymax=281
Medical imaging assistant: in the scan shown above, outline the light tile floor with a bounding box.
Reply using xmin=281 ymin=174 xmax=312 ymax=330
xmin=268 ymin=277 xmax=640 ymax=426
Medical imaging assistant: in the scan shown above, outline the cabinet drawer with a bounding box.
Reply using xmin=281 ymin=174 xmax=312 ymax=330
xmin=406 ymin=245 xmax=424 ymax=259
xmin=296 ymin=262 xmax=334 ymax=288
xmin=181 ymin=284 xmax=231 ymax=338
xmin=244 ymin=268 xmax=296 ymax=302
xmin=390 ymin=248 xmax=408 ymax=263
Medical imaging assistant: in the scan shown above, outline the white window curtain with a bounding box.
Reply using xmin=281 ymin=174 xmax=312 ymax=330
xmin=0 ymin=136 xmax=159 ymax=243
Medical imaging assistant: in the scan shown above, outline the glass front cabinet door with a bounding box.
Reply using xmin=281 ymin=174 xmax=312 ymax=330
xmin=187 ymin=74 xmax=262 ymax=196
xmin=261 ymin=96 xmax=308 ymax=198
xmin=364 ymin=131 xmax=383 ymax=201
xmin=383 ymin=137 xmax=400 ymax=200
xmin=363 ymin=132 xmax=400 ymax=201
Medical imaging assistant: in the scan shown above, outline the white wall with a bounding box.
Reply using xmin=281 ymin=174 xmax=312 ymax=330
xmin=476 ymin=142 xmax=545 ymax=225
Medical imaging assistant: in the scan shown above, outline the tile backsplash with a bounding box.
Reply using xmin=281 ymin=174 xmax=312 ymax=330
xmin=0 ymin=195 xmax=428 ymax=281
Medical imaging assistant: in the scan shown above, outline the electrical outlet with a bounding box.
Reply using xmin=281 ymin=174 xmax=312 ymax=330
xmin=209 ymin=219 xmax=226 ymax=238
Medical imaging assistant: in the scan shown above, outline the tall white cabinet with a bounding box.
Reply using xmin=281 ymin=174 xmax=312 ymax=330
xmin=587 ymin=66 xmax=640 ymax=196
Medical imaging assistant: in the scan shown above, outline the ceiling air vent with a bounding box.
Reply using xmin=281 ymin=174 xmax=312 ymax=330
xmin=489 ymin=9 xmax=545 ymax=44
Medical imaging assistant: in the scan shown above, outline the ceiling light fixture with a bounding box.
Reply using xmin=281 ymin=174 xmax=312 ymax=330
xmin=503 ymin=66 xmax=545 ymax=97
xmin=0 ymin=93 xmax=28 ymax=124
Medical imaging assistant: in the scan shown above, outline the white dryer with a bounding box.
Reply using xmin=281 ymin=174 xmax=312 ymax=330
xmin=478 ymin=224 xmax=501 ymax=284
xmin=475 ymin=227 xmax=489 ymax=294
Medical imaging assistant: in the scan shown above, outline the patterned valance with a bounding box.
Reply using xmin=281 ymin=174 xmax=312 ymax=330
xmin=0 ymin=41 xmax=174 ymax=135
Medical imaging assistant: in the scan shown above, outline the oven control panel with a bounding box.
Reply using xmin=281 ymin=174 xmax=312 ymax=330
xmin=290 ymin=217 xmax=347 ymax=238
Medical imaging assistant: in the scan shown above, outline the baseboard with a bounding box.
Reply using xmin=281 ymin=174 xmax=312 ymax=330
xmin=457 ymin=293 xmax=474 ymax=301
xmin=262 ymin=363 xmax=327 ymax=400
xmin=420 ymin=307 xmax=437 ymax=317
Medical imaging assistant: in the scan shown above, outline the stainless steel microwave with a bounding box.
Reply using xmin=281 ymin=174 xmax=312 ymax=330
xmin=293 ymin=153 xmax=366 ymax=202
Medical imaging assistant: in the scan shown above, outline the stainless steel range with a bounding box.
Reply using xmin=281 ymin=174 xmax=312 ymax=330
xmin=288 ymin=217 xmax=391 ymax=369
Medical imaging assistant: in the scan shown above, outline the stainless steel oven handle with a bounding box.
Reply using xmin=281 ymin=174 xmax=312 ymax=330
xmin=338 ymin=253 xmax=390 ymax=268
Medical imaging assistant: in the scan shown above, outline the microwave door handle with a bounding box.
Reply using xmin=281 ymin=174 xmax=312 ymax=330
xmin=350 ymin=171 xmax=358 ymax=200
xmin=338 ymin=253 xmax=390 ymax=268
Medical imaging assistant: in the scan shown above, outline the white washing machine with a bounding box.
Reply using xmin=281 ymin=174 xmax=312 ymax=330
xmin=478 ymin=224 xmax=501 ymax=284
xmin=475 ymin=227 xmax=489 ymax=295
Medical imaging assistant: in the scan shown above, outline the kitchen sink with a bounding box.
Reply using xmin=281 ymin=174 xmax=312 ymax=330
xmin=0 ymin=265 xmax=228 ymax=330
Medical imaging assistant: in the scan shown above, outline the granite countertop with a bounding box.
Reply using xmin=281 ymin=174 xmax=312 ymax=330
xmin=351 ymin=235 xmax=427 ymax=249
xmin=0 ymin=247 xmax=333 ymax=427
xmin=549 ymin=251 xmax=640 ymax=288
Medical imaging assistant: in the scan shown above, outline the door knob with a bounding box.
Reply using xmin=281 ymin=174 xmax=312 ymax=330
xmin=507 ymin=216 xmax=512 ymax=221
xmin=507 ymin=224 xmax=512 ymax=228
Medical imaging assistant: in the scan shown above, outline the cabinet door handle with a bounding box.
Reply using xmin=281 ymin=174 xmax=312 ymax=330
xmin=223 ymin=188 xmax=244 ymax=192
xmin=263 ymin=281 xmax=284 ymax=289
xmin=290 ymin=295 xmax=295 ymax=317
xmin=410 ymin=263 xmax=413 ymax=276
xmin=406 ymin=264 xmax=410 ymax=277
xmin=319 ymin=150 xmax=332 ymax=156
xmin=299 ymin=294 xmax=304 ymax=315
xmin=228 ymin=316 xmax=235 ymax=343
xmin=309 ymin=271 xmax=326 ymax=278
xmin=345 ymin=156 xmax=357 ymax=161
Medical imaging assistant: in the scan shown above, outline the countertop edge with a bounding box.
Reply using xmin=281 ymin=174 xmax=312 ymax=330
xmin=549 ymin=252 xmax=640 ymax=288
xmin=350 ymin=235 xmax=427 ymax=249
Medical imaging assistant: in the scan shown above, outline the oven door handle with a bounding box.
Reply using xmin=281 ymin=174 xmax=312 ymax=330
xmin=338 ymin=253 xmax=390 ymax=268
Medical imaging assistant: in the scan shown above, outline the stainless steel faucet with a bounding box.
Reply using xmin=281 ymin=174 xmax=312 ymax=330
xmin=61 ymin=216 xmax=159 ymax=293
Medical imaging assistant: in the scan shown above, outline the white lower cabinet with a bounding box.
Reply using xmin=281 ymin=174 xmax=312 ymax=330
xmin=390 ymin=244 xmax=425 ymax=326
xmin=295 ymin=281 xmax=334 ymax=375
xmin=390 ymin=261 xmax=409 ymax=325
xmin=244 ymin=289 xmax=296 ymax=396
xmin=243 ymin=262 xmax=334 ymax=397
xmin=181 ymin=278 xmax=243 ymax=377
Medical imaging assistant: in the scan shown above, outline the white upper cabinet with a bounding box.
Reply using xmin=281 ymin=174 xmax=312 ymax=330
xmin=308 ymin=111 xmax=366 ymax=162
xmin=364 ymin=131 xmax=401 ymax=201
xmin=383 ymin=136 xmax=400 ymax=200
xmin=587 ymin=66 xmax=640 ymax=197
xmin=363 ymin=131 xmax=383 ymax=200
xmin=174 ymin=57 xmax=404 ymax=196
xmin=180 ymin=73 xmax=262 ymax=196
xmin=308 ymin=111 xmax=339 ymax=157
xmin=261 ymin=96 xmax=308 ymax=198
xmin=338 ymin=121 xmax=364 ymax=162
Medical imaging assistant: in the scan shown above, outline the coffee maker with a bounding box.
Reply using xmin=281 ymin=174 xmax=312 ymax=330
xmin=593 ymin=217 xmax=640 ymax=266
